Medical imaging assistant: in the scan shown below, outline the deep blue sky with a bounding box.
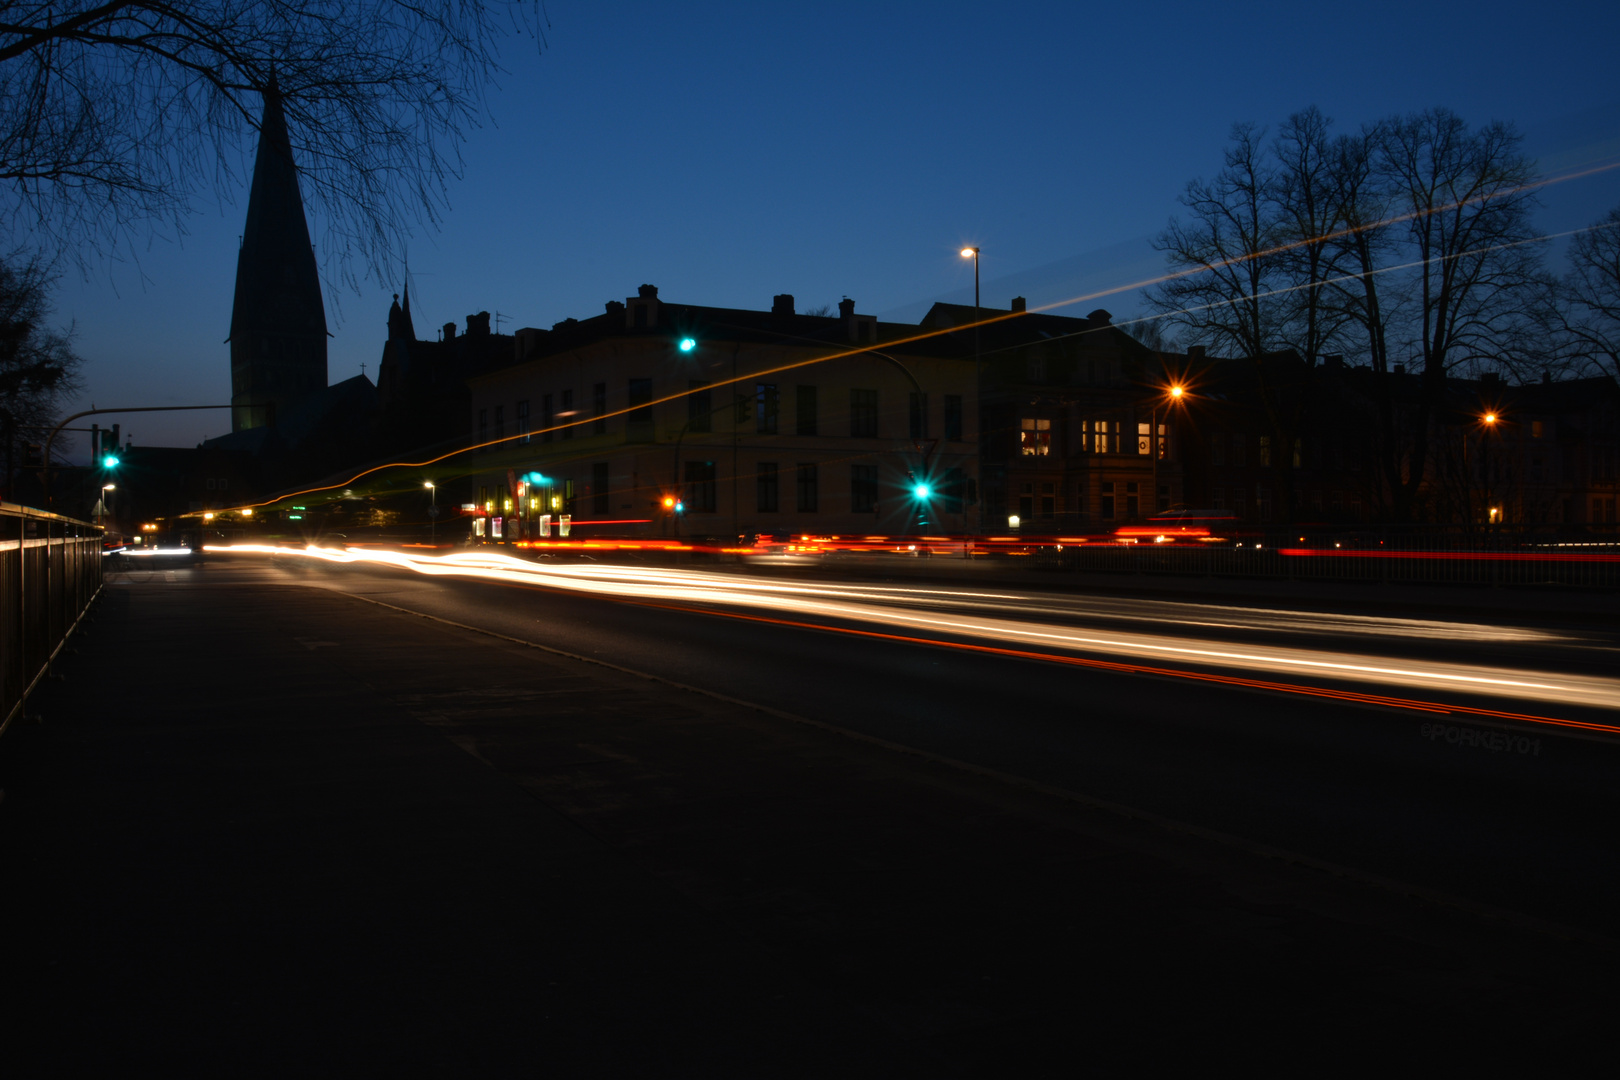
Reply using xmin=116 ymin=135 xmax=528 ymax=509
xmin=53 ymin=0 xmax=1620 ymax=453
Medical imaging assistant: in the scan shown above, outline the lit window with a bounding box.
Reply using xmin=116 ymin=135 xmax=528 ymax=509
xmin=1020 ymin=417 xmax=1051 ymax=456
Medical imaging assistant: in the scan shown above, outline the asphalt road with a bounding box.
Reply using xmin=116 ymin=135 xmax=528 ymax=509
xmin=184 ymin=549 xmax=1620 ymax=937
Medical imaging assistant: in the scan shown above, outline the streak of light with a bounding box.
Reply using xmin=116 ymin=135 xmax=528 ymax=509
xmin=210 ymin=544 xmax=1620 ymax=718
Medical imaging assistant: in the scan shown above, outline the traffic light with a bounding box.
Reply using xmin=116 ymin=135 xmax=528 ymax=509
xmin=100 ymin=424 xmax=121 ymax=468
xmin=677 ymin=337 xmax=697 ymax=353
xmin=912 ymin=482 xmax=931 ymax=500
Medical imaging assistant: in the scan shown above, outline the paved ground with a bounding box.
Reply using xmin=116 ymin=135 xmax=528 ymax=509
xmin=2 ymin=570 xmax=1616 ymax=1074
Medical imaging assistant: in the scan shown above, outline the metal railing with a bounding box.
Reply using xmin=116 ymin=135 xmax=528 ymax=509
xmin=2 ymin=502 xmax=102 ymax=737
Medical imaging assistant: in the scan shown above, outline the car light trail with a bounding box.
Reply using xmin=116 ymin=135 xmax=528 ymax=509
xmin=212 ymin=544 xmax=1620 ymax=720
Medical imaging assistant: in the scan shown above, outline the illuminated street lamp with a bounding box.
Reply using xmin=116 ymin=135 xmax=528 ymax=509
xmin=425 ymin=481 xmax=437 ymax=546
xmin=1481 ymin=413 xmax=1498 ymax=529
xmin=960 ymin=246 xmax=980 ymax=530
xmin=98 ymin=483 xmax=114 ymax=530
xmin=1150 ymin=383 xmax=1187 ymax=517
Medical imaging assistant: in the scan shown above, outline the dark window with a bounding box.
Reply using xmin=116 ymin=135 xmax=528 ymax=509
xmin=1040 ymin=481 xmax=1055 ymax=518
xmin=477 ymin=408 xmax=488 ymax=451
xmin=592 ymin=462 xmax=609 ymax=515
xmin=628 ymin=378 xmax=653 ymax=441
xmin=943 ymin=467 xmax=965 ymax=514
xmin=796 ymin=463 xmax=818 ymax=512
xmin=796 ymin=385 xmax=817 ymax=435
xmin=517 ymin=399 xmax=530 ymax=444
xmin=756 ymin=383 xmax=779 ymax=434
xmin=850 ymin=389 xmax=878 ymax=437
xmin=561 ymin=390 xmax=574 ymax=439
xmin=1101 ymin=481 xmax=1115 ymax=520
xmin=1018 ymin=482 xmax=1033 ymax=521
xmin=494 ymin=405 xmax=504 ymax=440
xmin=944 ymin=394 xmax=963 ymax=442
xmin=689 ymin=380 xmax=712 ymax=433
xmin=593 ymin=383 xmax=608 ymax=435
xmin=1126 ymin=481 xmax=1139 ymax=519
xmin=851 ymin=465 xmax=878 ymax=513
xmin=684 ymin=460 xmax=716 ymax=513
xmin=757 ymin=462 xmax=779 ymax=512
xmin=541 ymin=394 xmax=554 ymax=443
xmin=908 ymin=392 xmax=928 ymax=439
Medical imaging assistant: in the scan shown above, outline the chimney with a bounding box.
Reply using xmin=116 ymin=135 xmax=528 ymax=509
xmin=638 ymin=284 xmax=658 ymax=299
xmin=772 ymin=294 xmax=795 ymax=316
xmin=605 ymin=300 xmax=625 ymax=318
xmin=1010 ymin=297 xmax=1026 ymax=313
xmin=1393 ymin=362 xmax=1404 ymax=376
xmin=466 ymin=311 xmax=491 ymax=337
xmin=1087 ymin=309 xmax=1113 ymax=325
xmin=443 ymin=321 xmax=457 ymax=341
xmin=1542 ymin=368 xmax=1553 ymax=386
xmin=838 ymin=298 xmax=855 ymax=319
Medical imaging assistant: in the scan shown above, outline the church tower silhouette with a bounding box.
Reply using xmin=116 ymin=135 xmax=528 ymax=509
xmin=228 ymin=76 xmax=328 ymax=432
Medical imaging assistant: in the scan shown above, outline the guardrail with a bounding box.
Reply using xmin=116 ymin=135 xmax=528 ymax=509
xmin=2 ymin=503 xmax=103 ymax=737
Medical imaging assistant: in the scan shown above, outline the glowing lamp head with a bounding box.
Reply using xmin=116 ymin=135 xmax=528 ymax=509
xmin=960 ymin=248 xmax=976 ymax=259
xmin=662 ymin=496 xmax=676 ymax=509
xmin=678 ymin=337 xmax=696 ymax=353
xmin=1169 ymin=384 xmax=1185 ymax=399
xmin=424 ymin=481 xmax=434 ymax=490
xmin=1483 ymin=412 xmax=1497 ymax=425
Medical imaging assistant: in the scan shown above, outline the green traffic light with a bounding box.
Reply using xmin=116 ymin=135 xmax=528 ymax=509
xmin=913 ymin=483 xmax=930 ymax=499
xmin=678 ymin=337 xmax=696 ymax=352
xmin=102 ymin=455 xmax=120 ymax=468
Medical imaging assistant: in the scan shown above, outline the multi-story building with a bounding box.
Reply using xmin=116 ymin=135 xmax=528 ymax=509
xmin=464 ymin=287 xmax=979 ymax=541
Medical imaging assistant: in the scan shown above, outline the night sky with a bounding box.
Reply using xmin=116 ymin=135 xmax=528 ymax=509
xmin=51 ymin=0 xmax=1620 ymax=454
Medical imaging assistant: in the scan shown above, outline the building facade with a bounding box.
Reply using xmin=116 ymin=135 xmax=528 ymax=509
xmin=465 ymin=287 xmax=979 ymax=542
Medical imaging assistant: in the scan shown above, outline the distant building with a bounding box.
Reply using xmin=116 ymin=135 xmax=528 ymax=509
xmin=464 ymin=286 xmax=979 ymax=541
xmin=375 ymin=291 xmax=514 ymax=458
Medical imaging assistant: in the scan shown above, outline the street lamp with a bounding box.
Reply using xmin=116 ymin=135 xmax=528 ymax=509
xmin=1481 ymin=413 xmax=1498 ymax=529
xmin=425 ymin=481 xmax=437 ymax=546
xmin=99 ymin=484 xmax=114 ymax=530
xmin=960 ymin=246 xmax=980 ymax=531
xmin=1151 ymin=384 xmax=1187 ymax=517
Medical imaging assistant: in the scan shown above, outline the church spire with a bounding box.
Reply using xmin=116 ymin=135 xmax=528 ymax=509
xmin=228 ymin=74 xmax=329 ymax=431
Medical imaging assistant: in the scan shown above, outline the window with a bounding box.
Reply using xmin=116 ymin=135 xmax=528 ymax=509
xmin=494 ymin=405 xmax=504 ymax=440
xmin=850 ymin=389 xmax=878 ymax=437
xmin=1083 ymin=419 xmax=1117 ymax=454
xmin=1126 ymin=481 xmax=1139 ymax=519
xmin=689 ymin=380 xmax=712 ymax=433
xmin=796 ymin=463 xmax=818 ymax=512
xmin=594 ymin=383 xmax=608 ymax=435
xmin=796 ymin=385 xmax=817 ymax=436
xmin=517 ymin=399 xmax=530 ymax=444
xmin=1018 ymin=482 xmax=1033 ymax=521
xmin=1158 ymin=484 xmax=1170 ymax=512
xmin=943 ymin=467 xmax=965 ymax=514
xmin=477 ymin=408 xmax=488 ymax=450
xmin=628 ymin=378 xmax=653 ymax=439
xmin=1137 ymin=421 xmax=1166 ymax=457
xmin=1027 ymin=357 xmax=1046 ymax=382
xmin=909 ymin=392 xmax=929 ymax=439
xmin=1231 ymin=433 xmax=1244 ymax=466
xmin=1101 ymin=481 xmax=1115 ymax=520
xmin=1039 ymin=481 xmax=1055 ymax=519
xmin=1259 ymin=435 xmax=1272 ymax=467
xmin=1021 ymin=418 xmax=1051 ymax=456
xmin=1231 ymin=494 xmax=1245 ymax=519
xmin=541 ymin=394 xmax=554 ymax=443
xmin=561 ymin=390 xmax=574 ymax=439
xmin=592 ymin=462 xmax=609 ymax=515
xmin=851 ymin=465 xmax=878 ymax=512
xmin=1212 ymin=435 xmax=1224 ymax=465
xmin=1259 ymin=488 xmax=1273 ymax=521
xmin=1532 ymin=420 xmax=1545 ymax=439
xmin=1292 ymin=438 xmax=1302 ymax=468
xmin=684 ymin=460 xmax=716 ymax=513
xmin=757 ymin=462 xmax=779 ymax=512
xmin=944 ymin=394 xmax=963 ymax=442
xmin=1212 ymin=487 xmax=1224 ymax=510
xmin=756 ymin=383 xmax=779 ymax=434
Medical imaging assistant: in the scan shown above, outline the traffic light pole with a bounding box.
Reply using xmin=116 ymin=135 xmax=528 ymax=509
xmin=40 ymin=404 xmax=234 ymax=507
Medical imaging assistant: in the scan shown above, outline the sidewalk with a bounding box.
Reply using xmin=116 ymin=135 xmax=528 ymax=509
xmin=1 ymin=570 xmax=1613 ymax=1073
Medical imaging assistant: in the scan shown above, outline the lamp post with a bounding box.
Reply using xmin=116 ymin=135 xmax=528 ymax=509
xmin=1481 ymin=413 xmax=1497 ymax=530
xmin=960 ymin=247 xmax=980 ymax=532
xmin=99 ymin=484 xmax=114 ymax=530
xmin=424 ymin=481 xmax=437 ymax=546
xmin=1150 ymin=384 xmax=1186 ymax=518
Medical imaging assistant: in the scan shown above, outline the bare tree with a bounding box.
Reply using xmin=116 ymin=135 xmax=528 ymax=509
xmin=0 ymin=252 xmax=82 ymax=496
xmin=0 ymin=2 xmax=544 ymax=290
xmin=1563 ymin=206 xmax=1620 ymax=379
